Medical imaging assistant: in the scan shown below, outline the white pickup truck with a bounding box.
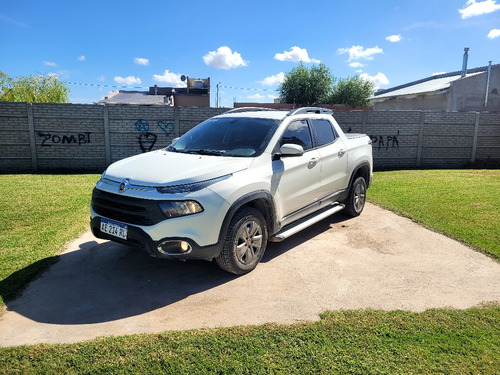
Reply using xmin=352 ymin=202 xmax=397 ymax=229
xmin=91 ymin=107 xmax=373 ymax=274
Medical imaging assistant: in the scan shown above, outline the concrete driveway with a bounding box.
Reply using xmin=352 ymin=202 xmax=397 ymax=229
xmin=1 ymin=203 xmax=499 ymax=347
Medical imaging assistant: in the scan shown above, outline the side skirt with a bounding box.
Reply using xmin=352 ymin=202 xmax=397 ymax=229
xmin=269 ymin=203 xmax=345 ymax=242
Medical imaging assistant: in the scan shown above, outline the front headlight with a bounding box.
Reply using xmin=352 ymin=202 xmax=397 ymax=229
xmin=158 ymin=201 xmax=204 ymax=218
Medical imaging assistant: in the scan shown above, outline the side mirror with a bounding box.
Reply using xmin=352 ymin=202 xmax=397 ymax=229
xmin=279 ymin=143 xmax=304 ymax=157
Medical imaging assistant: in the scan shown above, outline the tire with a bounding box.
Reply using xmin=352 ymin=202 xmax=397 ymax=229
xmin=343 ymin=176 xmax=367 ymax=217
xmin=216 ymin=207 xmax=268 ymax=275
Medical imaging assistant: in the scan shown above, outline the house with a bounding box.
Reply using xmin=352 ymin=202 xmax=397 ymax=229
xmin=371 ymin=60 xmax=499 ymax=112
xmin=99 ymin=77 xmax=210 ymax=107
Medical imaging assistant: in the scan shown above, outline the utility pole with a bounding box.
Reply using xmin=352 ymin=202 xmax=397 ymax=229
xmin=216 ymin=82 xmax=221 ymax=107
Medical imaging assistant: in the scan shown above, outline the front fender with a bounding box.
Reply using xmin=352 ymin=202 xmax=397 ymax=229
xmin=218 ymin=190 xmax=278 ymax=242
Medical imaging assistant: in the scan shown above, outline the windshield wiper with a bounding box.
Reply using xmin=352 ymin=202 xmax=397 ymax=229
xmin=184 ymin=149 xmax=225 ymax=156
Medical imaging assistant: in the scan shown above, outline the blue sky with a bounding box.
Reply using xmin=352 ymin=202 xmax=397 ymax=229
xmin=1 ymin=0 xmax=499 ymax=107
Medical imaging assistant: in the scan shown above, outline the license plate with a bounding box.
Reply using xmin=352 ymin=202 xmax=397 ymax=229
xmin=100 ymin=219 xmax=127 ymax=240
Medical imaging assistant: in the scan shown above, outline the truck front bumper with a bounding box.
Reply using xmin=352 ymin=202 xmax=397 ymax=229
xmin=90 ymin=216 xmax=223 ymax=261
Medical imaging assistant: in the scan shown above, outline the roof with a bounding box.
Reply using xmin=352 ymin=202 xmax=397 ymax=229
xmin=98 ymin=90 xmax=169 ymax=105
xmin=371 ymin=64 xmax=498 ymax=102
xmin=98 ymin=82 xmax=210 ymax=105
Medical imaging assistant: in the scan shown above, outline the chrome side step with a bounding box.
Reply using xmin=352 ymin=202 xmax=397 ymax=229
xmin=269 ymin=203 xmax=345 ymax=242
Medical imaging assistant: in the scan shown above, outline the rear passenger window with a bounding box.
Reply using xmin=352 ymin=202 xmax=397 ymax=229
xmin=310 ymin=119 xmax=336 ymax=147
xmin=280 ymin=120 xmax=313 ymax=150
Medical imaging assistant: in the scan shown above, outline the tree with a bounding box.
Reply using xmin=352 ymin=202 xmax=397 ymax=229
xmin=278 ymin=64 xmax=375 ymax=108
xmin=278 ymin=63 xmax=332 ymax=106
xmin=329 ymin=76 xmax=375 ymax=108
xmin=0 ymin=71 xmax=70 ymax=103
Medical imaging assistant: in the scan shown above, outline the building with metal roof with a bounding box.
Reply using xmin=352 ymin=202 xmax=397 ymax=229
xmin=371 ymin=61 xmax=499 ymax=112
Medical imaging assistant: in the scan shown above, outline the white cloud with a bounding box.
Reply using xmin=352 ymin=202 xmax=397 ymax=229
xmin=487 ymin=28 xmax=500 ymax=38
xmin=77 ymin=55 xmax=85 ymax=61
xmin=247 ymin=93 xmax=266 ymax=101
xmin=114 ymin=76 xmax=142 ymax=86
xmin=152 ymin=70 xmax=186 ymax=87
xmin=337 ymin=45 xmax=383 ymax=61
xmin=134 ymin=57 xmax=149 ymax=66
xmin=258 ymin=72 xmax=285 ymax=86
xmin=97 ymin=75 xmax=105 ymax=82
xmin=386 ymin=34 xmax=402 ymax=42
xmin=459 ymin=0 xmax=500 ymax=18
xmin=44 ymin=61 xmax=57 ymax=67
xmin=274 ymin=46 xmax=321 ymax=63
xmin=203 ymin=46 xmax=248 ymax=69
xmin=349 ymin=62 xmax=365 ymax=68
xmin=360 ymin=72 xmax=389 ymax=89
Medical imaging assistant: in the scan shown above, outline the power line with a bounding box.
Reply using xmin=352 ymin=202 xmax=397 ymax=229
xmin=63 ymin=81 xmax=280 ymax=92
xmin=219 ymin=85 xmax=278 ymax=92
xmin=63 ymin=81 xmax=146 ymax=89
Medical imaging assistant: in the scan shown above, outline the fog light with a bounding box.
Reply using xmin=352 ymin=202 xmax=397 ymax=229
xmin=180 ymin=241 xmax=190 ymax=252
xmin=157 ymin=240 xmax=192 ymax=255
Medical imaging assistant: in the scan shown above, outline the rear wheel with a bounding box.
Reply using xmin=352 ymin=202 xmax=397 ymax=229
xmin=343 ymin=176 xmax=367 ymax=217
xmin=216 ymin=207 xmax=268 ymax=274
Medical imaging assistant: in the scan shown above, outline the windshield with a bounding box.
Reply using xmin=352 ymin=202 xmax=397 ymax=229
xmin=169 ymin=117 xmax=279 ymax=157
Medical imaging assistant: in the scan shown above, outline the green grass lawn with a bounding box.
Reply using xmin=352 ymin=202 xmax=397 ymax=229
xmin=0 ymin=170 xmax=499 ymax=373
xmin=0 ymin=174 xmax=100 ymax=306
xmin=368 ymin=169 xmax=500 ymax=259
xmin=1 ymin=307 xmax=499 ymax=374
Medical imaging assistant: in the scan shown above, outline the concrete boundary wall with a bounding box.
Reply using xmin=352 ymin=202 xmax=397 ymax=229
xmin=0 ymin=102 xmax=499 ymax=172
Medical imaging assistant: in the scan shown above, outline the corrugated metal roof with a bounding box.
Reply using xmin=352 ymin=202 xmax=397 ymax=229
xmin=371 ymin=71 xmax=484 ymax=101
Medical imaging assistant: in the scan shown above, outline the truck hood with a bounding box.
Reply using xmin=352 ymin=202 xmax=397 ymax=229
xmin=103 ymin=150 xmax=253 ymax=187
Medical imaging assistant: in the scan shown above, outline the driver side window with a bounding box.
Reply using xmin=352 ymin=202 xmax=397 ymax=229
xmin=280 ymin=120 xmax=313 ymax=151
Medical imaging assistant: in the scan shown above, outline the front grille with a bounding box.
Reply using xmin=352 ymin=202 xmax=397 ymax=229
xmin=92 ymin=189 xmax=166 ymax=226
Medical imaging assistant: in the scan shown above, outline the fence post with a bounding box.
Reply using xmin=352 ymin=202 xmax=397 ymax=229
xmin=361 ymin=111 xmax=367 ymax=134
xmin=174 ymin=106 xmax=180 ymax=137
xmin=103 ymin=106 xmax=111 ymax=166
xmin=416 ymin=111 xmax=425 ymax=167
xmin=26 ymin=103 xmax=38 ymax=170
xmin=470 ymin=112 xmax=480 ymax=164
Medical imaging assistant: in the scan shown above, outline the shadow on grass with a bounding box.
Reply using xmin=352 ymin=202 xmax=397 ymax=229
xmin=1 ymin=212 xmax=353 ymax=326
xmin=0 ymin=257 xmax=59 ymax=303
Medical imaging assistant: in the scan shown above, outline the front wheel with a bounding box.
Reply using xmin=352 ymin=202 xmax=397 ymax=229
xmin=216 ymin=207 xmax=268 ymax=275
xmin=343 ymin=176 xmax=367 ymax=217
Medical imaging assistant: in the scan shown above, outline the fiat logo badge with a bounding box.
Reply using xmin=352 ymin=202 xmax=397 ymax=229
xmin=119 ymin=179 xmax=130 ymax=192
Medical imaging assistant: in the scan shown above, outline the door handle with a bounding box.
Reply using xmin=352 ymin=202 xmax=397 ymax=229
xmin=338 ymin=149 xmax=346 ymax=157
xmin=308 ymin=157 xmax=318 ymax=168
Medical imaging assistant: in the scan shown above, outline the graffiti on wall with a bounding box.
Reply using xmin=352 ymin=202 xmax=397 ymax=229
xmin=134 ymin=120 xmax=175 ymax=153
xmin=345 ymin=127 xmax=400 ymax=151
xmin=157 ymin=121 xmax=175 ymax=136
xmin=369 ymin=134 xmax=400 ymax=151
xmin=38 ymin=132 xmax=91 ymax=147
xmin=137 ymin=132 xmax=157 ymax=152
